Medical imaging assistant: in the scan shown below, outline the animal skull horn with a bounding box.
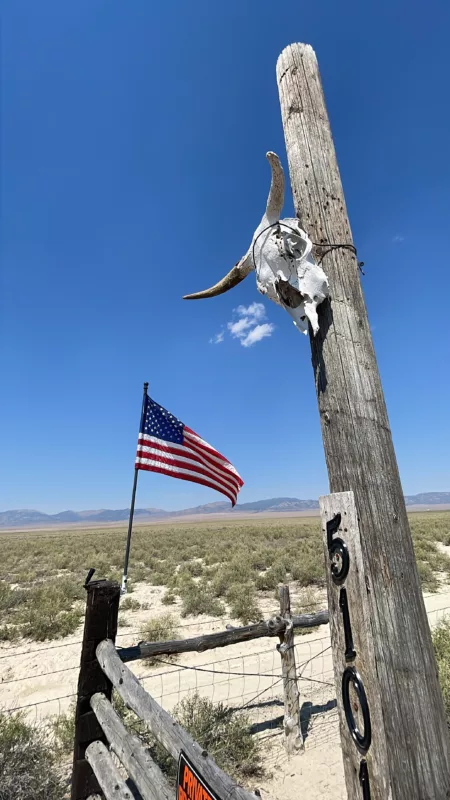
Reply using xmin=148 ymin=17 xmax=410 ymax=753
xmin=183 ymin=152 xmax=329 ymax=336
xmin=183 ymin=152 xmax=284 ymax=300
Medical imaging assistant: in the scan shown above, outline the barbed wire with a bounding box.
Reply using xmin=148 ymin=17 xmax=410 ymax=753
xmin=1 ymin=604 xmax=448 ymax=733
xmin=4 ymin=692 xmax=77 ymax=714
xmin=1 ymin=664 xmax=80 ymax=684
xmin=0 ymin=616 xmax=235 ymax=661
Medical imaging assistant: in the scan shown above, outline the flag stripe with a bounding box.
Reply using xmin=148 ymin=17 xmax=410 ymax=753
xmin=139 ymin=431 xmax=234 ymax=473
xmin=184 ymin=436 xmax=244 ymax=486
xmin=135 ymin=396 xmax=243 ymax=506
xmin=137 ymin=447 xmax=239 ymax=492
xmin=136 ymin=448 xmax=240 ymax=495
xmin=184 ymin=428 xmax=241 ymax=474
xmin=137 ymin=438 xmax=241 ymax=492
xmin=135 ymin=459 xmax=236 ymax=504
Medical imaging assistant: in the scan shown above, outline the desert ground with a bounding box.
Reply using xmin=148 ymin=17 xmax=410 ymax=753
xmin=1 ymin=511 xmax=450 ymax=799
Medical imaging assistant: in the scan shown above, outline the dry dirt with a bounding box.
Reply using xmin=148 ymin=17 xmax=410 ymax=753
xmin=2 ymin=581 xmax=450 ymax=800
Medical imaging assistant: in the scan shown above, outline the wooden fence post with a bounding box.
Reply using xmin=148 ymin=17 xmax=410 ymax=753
xmin=71 ymin=578 xmax=120 ymax=800
xmin=277 ymin=43 xmax=450 ymax=798
xmin=277 ymin=584 xmax=302 ymax=753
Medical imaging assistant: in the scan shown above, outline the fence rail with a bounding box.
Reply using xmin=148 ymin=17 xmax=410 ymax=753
xmin=2 ymin=576 xmax=450 ymax=799
xmin=72 ymin=579 xmax=272 ymax=800
xmin=98 ymin=638 xmax=256 ymax=800
xmin=90 ymin=691 xmax=172 ymax=800
xmin=118 ymin=609 xmax=329 ymax=663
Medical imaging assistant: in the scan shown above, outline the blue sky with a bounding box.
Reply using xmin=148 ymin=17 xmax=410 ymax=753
xmin=2 ymin=0 xmax=450 ymax=513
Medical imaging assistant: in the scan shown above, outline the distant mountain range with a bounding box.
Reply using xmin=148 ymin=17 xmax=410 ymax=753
xmin=1 ymin=493 xmax=449 ymax=529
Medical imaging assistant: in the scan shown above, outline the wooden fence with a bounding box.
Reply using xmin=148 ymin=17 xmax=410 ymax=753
xmin=71 ymin=577 xmax=329 ymax=800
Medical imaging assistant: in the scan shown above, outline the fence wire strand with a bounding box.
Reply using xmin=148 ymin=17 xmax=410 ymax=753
xmin=1 ymin=604 xmax=448 ymax=760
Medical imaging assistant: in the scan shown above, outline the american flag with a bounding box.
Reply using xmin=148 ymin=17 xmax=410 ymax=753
xmin=135 ymin=396 xmax=244 ymax=506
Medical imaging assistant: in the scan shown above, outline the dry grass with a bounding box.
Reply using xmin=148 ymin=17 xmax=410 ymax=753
xmin=111 ymin=690 xmax=264 ymax=784
xmin=0 ymin=710 xmax=67 ymax=799
xmin=0 ymin=511 xmax=449 ymax=641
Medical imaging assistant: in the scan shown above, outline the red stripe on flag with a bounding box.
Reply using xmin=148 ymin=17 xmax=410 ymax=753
xmin=184 ymin=427 xmax=235 ymax=463
xmin=136 ymin=463 xmax=237 ymax=505
xmin=137 ymin=439 xmax=240 ymax=491
xmin=184 ymin=437 xmax=244 ymax=487
xmin=136 ymin=450 xmax=240 ymax=496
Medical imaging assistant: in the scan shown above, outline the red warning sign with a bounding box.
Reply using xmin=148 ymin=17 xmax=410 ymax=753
xmin=177 ymin=752 xmax=220 ymax=800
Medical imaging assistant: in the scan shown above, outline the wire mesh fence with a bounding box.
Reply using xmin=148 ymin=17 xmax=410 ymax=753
xmin=1 ymin=603 xmax=449 ymax=754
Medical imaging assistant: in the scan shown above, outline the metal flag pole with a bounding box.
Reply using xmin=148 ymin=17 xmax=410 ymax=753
xmin=121 ymin=381 xmax=148 ymax=595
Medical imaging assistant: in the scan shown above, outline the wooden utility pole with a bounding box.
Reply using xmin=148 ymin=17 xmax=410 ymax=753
xmin=277 ymin=43 xmax=450 ymax=798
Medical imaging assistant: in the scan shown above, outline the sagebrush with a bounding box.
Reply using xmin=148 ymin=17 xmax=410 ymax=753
xmin=0 ymin=710 xmax=67 ymax=800
xmin=112 ymin=690 xmax=263 ymax=783
xmin=1 ymin=512 xmax=449 ymax=640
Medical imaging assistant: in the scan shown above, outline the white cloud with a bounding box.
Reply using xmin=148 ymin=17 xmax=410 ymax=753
xmin=393 ymin=234 xmax=405 ymax=243
xmin=209 ymin=301 xmax=274 ymax=348
xmin=240 ymin=323 xmax=275 ymax=347
xmin=235 ymin=302 xmax=266 ymax=322
xmin=209 ymin=331 xmax=224 ymax=345
xmin=224 ymin=302 xmax=275 ymax=347
xmin=227 ymin=317 xmax=252 ymax=336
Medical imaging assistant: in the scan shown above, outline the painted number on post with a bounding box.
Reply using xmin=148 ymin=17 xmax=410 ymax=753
xmin=327 ymin=513 xmax=372 ymax=798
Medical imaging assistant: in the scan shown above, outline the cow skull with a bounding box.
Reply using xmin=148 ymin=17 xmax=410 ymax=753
xmin=183 ymin=152 xmax=329 ymax=336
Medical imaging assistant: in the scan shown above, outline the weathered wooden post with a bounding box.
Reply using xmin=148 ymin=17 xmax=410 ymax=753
xmin=71 ymin=577 xmax=120 ymax=800
xmin=277 ymin=43 xmax=450 ymax=798
xmin=277 ymin=584 xmax=302 ymax=753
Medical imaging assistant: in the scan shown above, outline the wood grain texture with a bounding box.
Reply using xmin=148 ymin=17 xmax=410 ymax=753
xmin=277 ymin=43 xmax=450 ymax=798
xmin=97 ymin=640 xmax=257 ymax=800
xmin=320 ymin=492 xmax=390 ymax=799
xmin=72 ymin=580 xmax=121 ymax=800
xmin=91 ymin=693 xmax=171 ymax=800
xmin=278 ymin=585 xmax=302 ymax=753
xmin=85 ymin=741 xmax=134 ymax=800
xmin=118 ymin=610 xmax=329 ymax=663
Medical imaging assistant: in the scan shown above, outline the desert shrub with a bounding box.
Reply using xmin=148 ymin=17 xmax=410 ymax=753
xmin=150 ymin=562 xmax=177 ymax=586
xmin=162 ymin=590 xmax=176 ymax=605
xmin=112 ymin=691 xmax=177 ymax=779
xmin=226 ymin=583 xmax=261 ymax=625
xmin=293 ymin=587 xmax=324 ymax=635
xmin=175 ymin=693 xmax=263 ymax=780
xmin=112 ymin=691 xmax=263 ymax=783
xmin=139 ymin=614 xmax=179 ymax=666
xmin=0 ymin=625 xmax=21 ymax=642
xmin=295 ymin=586 xmax=323 ymax=614
xmin=52 ymin=703 xmax=75 ymax=754
xmin=0 ymin=582 xmax=26 ymax=613
xmin=249 ymin=548 xmax=273 ymax=571
xmin=290 ymin=551 xmax=325 ymax=587
xmin=179 ymin=580 xmax=225 ymax=618
xmin=1 ymin=511 xmax=449 ymax=644
xmin=432 ymin=618 xmax=450 ymax=719
xmin=255 ymin=563 xmax=287 ymax=591
xmin=120 ymin=597 xmax=141 ymax=611
xmin=183 ymin=560 xmax=204 ymax=578
xmin=211 ymin=557 xmax=255 ymax=597
xmin=0 ymin=710 xmax=66 ymax=800
xmin=140 ymin=613 xmax=179 ymax=643
xmin=416 ymin=561 xmax=440 ymax=592
xmin=131 ymin=563 xmax=152 ymax=582
xmin=17 ymin=584 xmax=83 ymax=641
xmin=22 ymin=607 xmax=82 ymax=641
